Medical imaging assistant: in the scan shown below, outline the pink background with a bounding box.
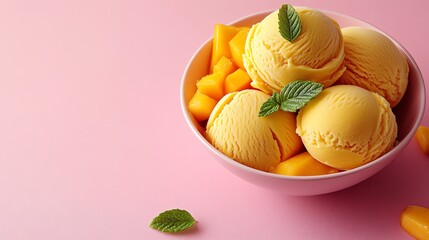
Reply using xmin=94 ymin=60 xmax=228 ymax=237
xmin=0 ymin=0 xmax=428 ymax=239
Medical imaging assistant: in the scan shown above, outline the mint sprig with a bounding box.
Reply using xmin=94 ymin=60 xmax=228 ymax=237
xmin=150 ymin=209 xmax=196 ymax=233
xmin=259 ymin=92 xmax=281 ymax=116
xmin=259 ymin=81 xmax=323 ymax=117
xmin=278 ymin=4 xmax=301 ymax=42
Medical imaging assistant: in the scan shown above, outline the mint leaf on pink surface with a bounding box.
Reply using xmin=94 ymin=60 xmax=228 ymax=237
xmin=150 ymin=209 xmax=196 ymax=233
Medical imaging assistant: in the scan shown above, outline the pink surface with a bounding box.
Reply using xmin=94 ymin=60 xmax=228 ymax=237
xmin=0 ymin=0 xmax=428 ymax=239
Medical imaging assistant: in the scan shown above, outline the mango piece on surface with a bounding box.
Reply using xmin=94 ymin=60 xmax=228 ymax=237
xmin=224 ymin=68 xmax=252 ymax=94
xmin=196 ymin=71 xmax=226 ymax=101
xmin=210 ymin=24 xmax=240 ymax=72
xmin=400 ymin=205 xmax=429 ymax=240
xmin=213 ymin=56 xmax=237 ymax=75
xmin=229 ymin=28 xmax=250 ymax=69
xmin=188 ymin=91 xmax=218 ymax=122
xmin=415 ymin=125 xmax=429 ymax=154
xmin=271 ymin=152 xmax=339 ymax=176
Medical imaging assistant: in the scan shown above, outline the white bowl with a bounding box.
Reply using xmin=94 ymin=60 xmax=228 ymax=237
xmin=180 ymin=9 xmax=425 ymax=196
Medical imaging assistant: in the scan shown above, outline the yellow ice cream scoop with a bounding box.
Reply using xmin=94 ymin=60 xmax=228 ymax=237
xmin=243 ymin=7 xmax=346 ymax=94
xmin=296 ymin=85 xmax=397 ymax=170
xmin=338 ymin=27 xmax=409 ymax=107
xmin=206 ymin=89 xmax=302 ymax=172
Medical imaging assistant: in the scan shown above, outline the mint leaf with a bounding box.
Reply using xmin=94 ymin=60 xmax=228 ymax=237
xmin=278 ymin=4 xmax=301 ymax=42
xmin=259 ymin=81 xmax=323 ymax=116
xmin=280 ymin=81 xmax=323 ymax=112
xmin=259 ymin=93 xmax=281 ymax=117
xmin=273 ymin=92 xmax=282 ymax=103
xmin=150 ymin=209 xmax=196 ymax=233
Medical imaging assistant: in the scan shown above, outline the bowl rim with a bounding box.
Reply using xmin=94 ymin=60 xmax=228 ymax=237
xmin=180 ymin=9 xmax=426 ymax=181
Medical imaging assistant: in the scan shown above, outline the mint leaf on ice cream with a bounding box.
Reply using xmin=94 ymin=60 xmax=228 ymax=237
xmin=259 ymin=81 xmax=323 ymax=116
xmin=278 ymin=4 xmax=301 ymax=42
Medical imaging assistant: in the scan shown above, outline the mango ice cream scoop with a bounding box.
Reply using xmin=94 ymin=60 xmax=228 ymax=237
xmin=206 ymin=89 xmax=302 ymax=172
xmin=296 ymin=85 xmax=397 ymax=170
xmin=338 ymin=27 xmax=409 ymax=107
xmin=243 ymin=7 xmax=346 ymax=94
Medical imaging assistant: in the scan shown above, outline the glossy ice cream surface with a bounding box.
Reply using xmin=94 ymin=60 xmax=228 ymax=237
xmin=243 ymin=7 xmax=346 ymax=94
xmin=296 ymin=85 xmax=398 ymax=170
xmin=338 ymin=27 xmax=409 ymax=107
xmin=206 ymin=90 xmax=302 ymax=171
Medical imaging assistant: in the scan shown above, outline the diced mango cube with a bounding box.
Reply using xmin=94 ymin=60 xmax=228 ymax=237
xmin=210 ymin=24 xmax=241 ymax=72
xmin=229 ymin=28 xmax=250 ymax=69
xmin=224 ymin=69 xmax=252 ymax=94
xmin=400 ymin=205 xmax=429 ymax=240
xmin=213 ymin=56 xmax=237 ymax=75
xmin=196 ymin=72 xmax=225 ymax=100
xmin=271 ymin=152 xmax=339 ymax=176
xmin=188 ymin=91 xmax=218 ymax=122
xmin=415 ymin=125 xmax=429 ymax=154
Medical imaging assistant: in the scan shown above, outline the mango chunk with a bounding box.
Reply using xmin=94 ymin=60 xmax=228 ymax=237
xmin=224 ymin=68 xmax=252 ymax=94
xmin=196 ymin=71 xmax=225 ymax=101
xmin=401 ymin=205 xmax=429 ymax=240
xmin=271 ymin=152 xmax=339 ymax=176
xmin=210 ymin=24 xmax=240 ymax=72
xmin=213 ymin=56 xmax=237 ymax=75
xmin=415 ymin=125 xmax=429 ymax=154
xmin=188 ymin=91 xmax=218 ymax=122
xmin=229 ymin=28 xmax=250 ymax=69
